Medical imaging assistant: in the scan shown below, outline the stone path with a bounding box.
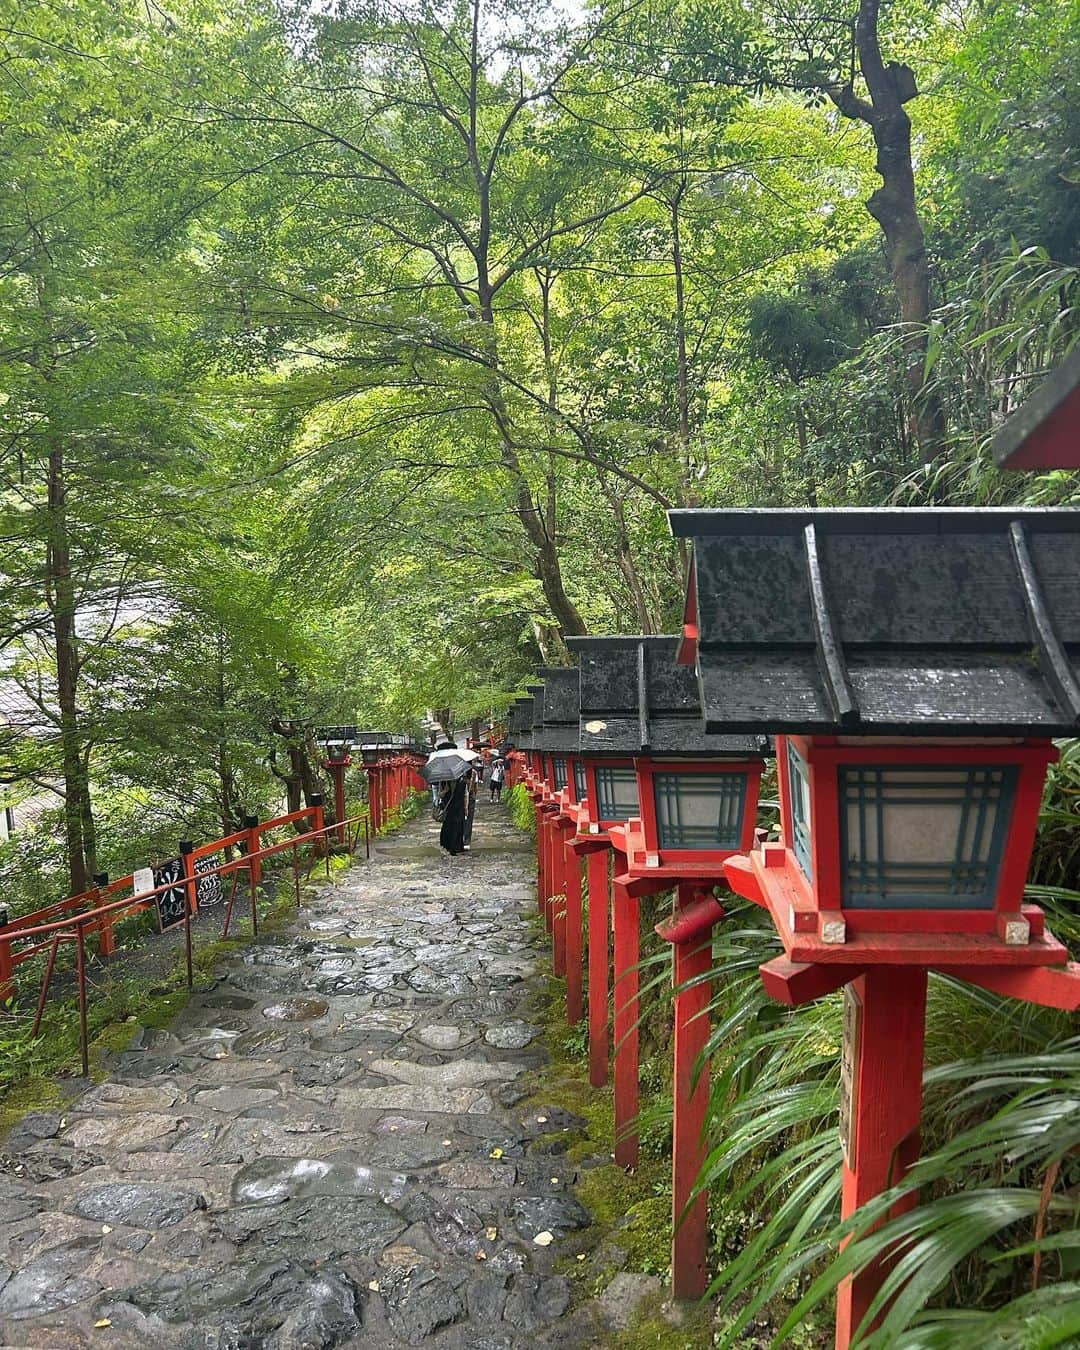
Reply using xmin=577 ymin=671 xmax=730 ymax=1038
xmin=0 ymin=804 xmax=603 ymax=1349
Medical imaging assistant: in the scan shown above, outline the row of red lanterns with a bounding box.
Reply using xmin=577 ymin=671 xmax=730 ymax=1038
xmin=504 ymin=504 xmax=1080 ymax=1346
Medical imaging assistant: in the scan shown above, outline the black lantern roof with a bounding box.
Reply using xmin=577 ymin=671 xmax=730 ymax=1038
xmin=533 ymin=667 xmax=580 ymax=752
xmin=669 ymin=507 xmax=1080 ymax=736
xmin=356 ymin=734 xmax=407 ymax=756
xmin=317 ymin=724 xmax=357 ymax=745
xmin=565 ymin=635 xmax=768 ymax=757
xmin=507 ymin=699 xmax=532 ymax=743
xmin=992 ymin=347 xmax=1080 ymax=472
xmin=512 ymin=696 xmax=535 ymax=749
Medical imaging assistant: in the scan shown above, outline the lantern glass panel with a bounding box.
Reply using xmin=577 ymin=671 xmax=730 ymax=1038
xmin=653 ymin=772 xmax=748 ymax=850
xmin=787 ymin=742 xmax=814 ymax=880
xmin=595 ymin=766 xmax=639 ymax=821
xmin=553 ymin=757 xmax=568 ymax=789
xmin=840 ymin=764 xmax=1016 ymax=909
xmin=573 ymin=760 xmax=587 ymax=800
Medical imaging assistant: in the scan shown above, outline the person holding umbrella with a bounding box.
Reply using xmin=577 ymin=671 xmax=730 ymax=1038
xmin=421 ymin=743 xmax=478 ymax=858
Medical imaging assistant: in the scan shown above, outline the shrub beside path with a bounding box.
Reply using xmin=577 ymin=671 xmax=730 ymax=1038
xmin=0 ymin=804 xmax=611 ymax=1348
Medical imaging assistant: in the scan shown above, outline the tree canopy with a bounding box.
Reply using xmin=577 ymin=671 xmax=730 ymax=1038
xmin=0 ymin=0 xmax=1076 ymax=892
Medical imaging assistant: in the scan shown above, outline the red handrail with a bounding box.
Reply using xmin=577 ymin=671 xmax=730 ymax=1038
xmin=2 ymin=811 xmax=380 ymax=1077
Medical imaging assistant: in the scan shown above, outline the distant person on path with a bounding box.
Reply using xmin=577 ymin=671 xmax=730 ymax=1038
xmin=489 ymin=757 xmax=505 ymax=802
xmin=438 ymin=777 xmax=468 ymax=856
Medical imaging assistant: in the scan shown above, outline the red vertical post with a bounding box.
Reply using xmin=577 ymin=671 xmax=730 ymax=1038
xmin=671 ymin=885 xmax=713 ymax=1300
xmin=328 ymin=762 xmax=347 ymax=845
xmin=544 ymin=816 xmax=555 ymax=934
xmin=179 ymin=848 xmax=198 ymax=918
xmin=244 ymin=814 xmax=262 ymax=887
xmin=612 ymin=878 xmax=640 ymax=1169
xmin=179 ymin=844 xmax=195 ymax=989
xmin=541 ymin=813 xmax=551 ymax=931
xmin=92 ymin=873 xmax=114 ymax=957
xmin=836 ymin=966 xmax=928 ymax=1349
xmin=564 ymin=842 xmax=583 ymax=1025
xmin=0 ymin=929 xmax=14 ymax=1006
xmin=535 ymin=803 xmax=546 ymax=916
xmin=587 ymin=849 xmax=610 ymax=1087
xmin=368 ymin=769 xmax=381 ymax=835
xmin=552 ymin=822 xmax=567 ymax=976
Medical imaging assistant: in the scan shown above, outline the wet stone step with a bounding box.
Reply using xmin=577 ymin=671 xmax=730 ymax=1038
xmin=0 ymin=802 xmax=598 ymax=1348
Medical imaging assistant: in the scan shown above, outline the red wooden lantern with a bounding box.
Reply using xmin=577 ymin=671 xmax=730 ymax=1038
xmin=356 ymin=732 xmax=401 ymax=833
xmin=992 ymin=346 xmax=1080 ymax=470
xmin=670 ymin=505 xmax=1080 ymax=1347
xmin=319 ymin=733 xmax=354 ymax=846
xmin=569 ymin=635 xmax=769 ymax=1299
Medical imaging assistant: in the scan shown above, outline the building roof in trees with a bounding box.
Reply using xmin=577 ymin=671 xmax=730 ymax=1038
xmin=991 ymin=347 xmax=1080 ymax=471
xmin=668 ymin=507 xmax=1080 ymax=736
xmin=565 ymin=635 xmax=767 ymax=757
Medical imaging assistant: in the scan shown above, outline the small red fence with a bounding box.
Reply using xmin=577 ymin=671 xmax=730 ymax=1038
xmin=0 ymin=802 xmax=375 ymax=1076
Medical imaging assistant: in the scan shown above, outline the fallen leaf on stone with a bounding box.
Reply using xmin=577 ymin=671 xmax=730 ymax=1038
xmin=489 ymin=1147 xmax=504 ymax=1159
xmin=485 ymin=1226 xmax=498 ymax=1240
xmin=94 ymin=1320 xmax=112 ymax=1329
xmin=536 ymin=1116 xmax=547 ymax=1124
xmin=532 ymin=1231 xmax=554 ymax=1246
xmin=367 ymin=1280 xmax=380 ymax=1291
xmin=441 ymin=1139 xmax=452 ymax=1146
xmin=550 ymin=1177 xmax=559 ymax=1185
xmin=101 ymin=1224 xmax=112 ymax=1233
xmin=576 ymin=1254 xmax=586 ymax=1261
xmin=476 ymin=1249 xmax=487 ymax=1261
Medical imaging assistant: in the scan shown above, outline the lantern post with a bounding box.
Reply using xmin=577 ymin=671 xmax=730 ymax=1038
xmin=565 ymin=638 xmax=647 ymax=1152
xmin=669 ymin=505 xmax=1080 ymax=1347
xmin=321 ymin=737 xmax=353 ymax=845
xmin=570 ymin=635 xmax=767 ymax=1295
xmin=533 ymin=668 xmax=586 ymax=1017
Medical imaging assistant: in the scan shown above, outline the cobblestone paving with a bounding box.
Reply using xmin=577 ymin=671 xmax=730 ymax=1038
xmin=0 ymin=805 xmax=603 ymax=1348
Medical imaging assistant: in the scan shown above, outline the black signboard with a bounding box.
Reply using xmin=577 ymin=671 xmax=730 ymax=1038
xmin=194 ymin=853 xmax=223 ymax=908
xmin=153 ymin=857 xmax=188 ymax=931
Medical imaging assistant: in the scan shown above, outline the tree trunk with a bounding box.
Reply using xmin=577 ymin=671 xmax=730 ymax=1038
xmin=477 ymin=282 xmax=588 ymax=638
xmin=671 ymin=187 xmax=695 ymax=503
xmin=47 ymin=441 xmax=91 ymax=896
xmin=601 ymin=476 xmax=656 ymax=632
xmin=830 ymin=0 xmax=947 ymax=461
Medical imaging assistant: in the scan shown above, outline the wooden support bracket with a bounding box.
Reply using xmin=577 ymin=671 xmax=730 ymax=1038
xmin=759 ymin=956 xmax=864 ymax=1006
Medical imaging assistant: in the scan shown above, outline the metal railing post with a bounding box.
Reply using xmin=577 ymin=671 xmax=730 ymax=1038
xmin=179 ymin=841 xmax=195 ymax=988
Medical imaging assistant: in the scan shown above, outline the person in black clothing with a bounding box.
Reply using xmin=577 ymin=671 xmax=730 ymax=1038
xmin=438 ymin=777 xmax=468 ymax=856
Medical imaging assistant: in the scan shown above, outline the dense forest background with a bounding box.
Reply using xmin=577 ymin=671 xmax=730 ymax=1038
xmin=1 ymin=0 xmax=1077 ymax=902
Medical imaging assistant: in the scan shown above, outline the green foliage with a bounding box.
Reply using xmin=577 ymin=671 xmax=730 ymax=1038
xmin=506 ymin=784 xmax=538 ymax=835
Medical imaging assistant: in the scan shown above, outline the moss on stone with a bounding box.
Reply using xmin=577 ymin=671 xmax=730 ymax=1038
xmin=0 ymin=1075 xmax=65 ymax=1136
xmin=599 ymin=1293 xmax=714 ymax=1350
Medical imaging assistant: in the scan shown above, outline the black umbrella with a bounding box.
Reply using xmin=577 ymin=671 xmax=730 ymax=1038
xmin=420 ymin=748 xmax=478 ymax=783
